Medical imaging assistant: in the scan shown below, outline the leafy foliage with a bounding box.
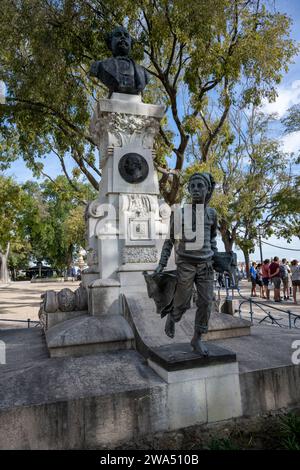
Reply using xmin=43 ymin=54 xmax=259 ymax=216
xmin=0 ymin=174 xmax=95 ymax=279
xmin=198 ymin=108 xmax=292 ymax=267
xmin=0 ymin=0 xmax=297 ymax=204
xmin=279 ymin=413 xmax=300 ymax=450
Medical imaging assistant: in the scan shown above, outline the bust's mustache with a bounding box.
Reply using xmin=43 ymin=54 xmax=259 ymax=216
xmin=117 ymin=39 xmax=129 ymax=48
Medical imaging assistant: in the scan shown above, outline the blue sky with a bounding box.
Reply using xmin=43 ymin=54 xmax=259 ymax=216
xmin=3 ymin=0 xmax=300 ymax=260
xmin=234 ymin=0 xmax=300 ymax=261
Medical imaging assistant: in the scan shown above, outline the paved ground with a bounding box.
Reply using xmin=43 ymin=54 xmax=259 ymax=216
xmin=0 ymin=281 xmax=80 ymax=328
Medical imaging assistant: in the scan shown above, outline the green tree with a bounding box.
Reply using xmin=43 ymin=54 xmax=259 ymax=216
xmin=0 ymin=0 xmax=297 ymax=203
xmin=0 ymin=174 xmax=95 ymax=281
xmin=187 ymin=108 xmax=292 ymax=271
xmin=22 ymin=176 xmax=94 ymax=273
xmin=0 ymin=175 xmax=31 ymax=282
xmin=271 ymin=177 xmax=300 ymax=241
xmin=274 ymin=103 xmax=300 ymax=240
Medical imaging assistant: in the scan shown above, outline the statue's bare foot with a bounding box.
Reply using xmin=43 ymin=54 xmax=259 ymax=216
xmin=191 ymin=336 xmax=209 ymax=356
xmin=165 ymin=314 xmax=175 ymax=338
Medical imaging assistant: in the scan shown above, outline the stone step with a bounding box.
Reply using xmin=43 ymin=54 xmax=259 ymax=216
xmin=45 ymin=314 xmax=134 ymax=358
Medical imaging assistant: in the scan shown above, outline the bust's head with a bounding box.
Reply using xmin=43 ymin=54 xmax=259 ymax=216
xmin=124 ymin=154 xmax=142 ymax=176
xmin=106 ymin=26 xmax=133 ymax=57
xmin=188 ymin=172 xmax=215 ymax=204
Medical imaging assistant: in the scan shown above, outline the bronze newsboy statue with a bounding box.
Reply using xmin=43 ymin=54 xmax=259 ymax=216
xmin=145 ymin=172 xmax=219 ymax=356
xmin=90 ymin=26 xmax=150 ymax=95
xmin=159 ymin=172 xmax=217 ymax=356
xmin=144 ymin=172 xmax=238 ymax=356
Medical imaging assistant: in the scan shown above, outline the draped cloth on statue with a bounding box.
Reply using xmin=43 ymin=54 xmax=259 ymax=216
xmin=143 ymin=270 xmax=179 ymax=318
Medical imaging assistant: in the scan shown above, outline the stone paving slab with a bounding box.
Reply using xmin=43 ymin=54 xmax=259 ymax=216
xmin=0 ymin=328 xmax=163 ymax=411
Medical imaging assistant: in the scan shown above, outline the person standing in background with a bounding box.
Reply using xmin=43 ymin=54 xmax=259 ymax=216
xmin=256 ymin=263 xmax=264 ymax=298
xmin=269 ymin=256 xmax=281 ymax=302
xmin=291 ymin=260 xmax=300 ymax=305
xmin=280 ymin=258 xmax=291 ymax=301
xmin=250 ymin=262 xmax=257 ymax=297
xmin=261 ymin=259 xmax=270 ymax=299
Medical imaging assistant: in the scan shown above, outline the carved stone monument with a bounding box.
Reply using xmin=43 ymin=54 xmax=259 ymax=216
xmin=41 ymin=26 xmax=167 ymax=356
xmin=84 ymin=89 xmax=165 ymax=306
xmin=41 ymin=25 xmax=249 ymax=359
xmin=19 ymin=27 xmax=257 ymax=446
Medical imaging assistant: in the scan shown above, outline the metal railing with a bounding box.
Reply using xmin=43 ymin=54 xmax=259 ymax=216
xmin=0 ymin=318 xmax=40 ymax=328
xmin=236 ymin=287 xmax=300 ymax=329
xmin=215 ymin=273 xmax=300 ymax=329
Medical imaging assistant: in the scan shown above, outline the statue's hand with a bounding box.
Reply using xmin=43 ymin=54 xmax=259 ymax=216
xmin=154 ymin=264 xmax=164 ymax=274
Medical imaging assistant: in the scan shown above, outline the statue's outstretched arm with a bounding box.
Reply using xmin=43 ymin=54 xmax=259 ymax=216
xmin=156 ymin=212 xmax=175 ymax=272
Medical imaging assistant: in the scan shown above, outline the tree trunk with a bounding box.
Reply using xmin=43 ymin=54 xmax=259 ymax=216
xmin=219 ymin=224 xmax=235 ymax=252
xmin=67 ymin=245 xmax=73 ymax=270
xmin=222 ymin=233 xmax=234 ymax=252
xmin=0 ymin=242 xmax=10 ymax=283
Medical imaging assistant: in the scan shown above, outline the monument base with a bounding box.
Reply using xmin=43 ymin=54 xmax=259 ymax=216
xmin=220 ymin=298 xmax=239 ymax=315
xmin=148 ymin=342 xmax=241 ymax=428
xmin=45 ymin=314 xmax=134 ymax=357
xmin=0 ymin=326 xmax=300 ymax=449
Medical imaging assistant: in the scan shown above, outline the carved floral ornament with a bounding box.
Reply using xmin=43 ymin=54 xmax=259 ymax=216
xmin=91 ymin=111 xmax=160 ymax=150
xmin=39 ymin=286 xmax=88 ymax=315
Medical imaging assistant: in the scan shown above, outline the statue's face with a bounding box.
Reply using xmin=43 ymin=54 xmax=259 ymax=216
xmin=111 ymin=27 xmax=132 ymax=57
xmin=188 ymin=176 xmax=208 ymax=203
xmin=124 ymin=155 xmax=142 ymax=175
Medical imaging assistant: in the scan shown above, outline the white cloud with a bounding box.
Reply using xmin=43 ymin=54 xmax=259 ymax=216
xmin=281 ymin=130 xmax=300 ymax=153
xmin=261 ymin=79 xmax=300 ymax=118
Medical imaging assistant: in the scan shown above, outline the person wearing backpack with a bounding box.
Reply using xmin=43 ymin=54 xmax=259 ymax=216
xmin=280 ymin=258 xmax=290 ymax=301
xmin=250 ymin=262 xmax=257 ymax=297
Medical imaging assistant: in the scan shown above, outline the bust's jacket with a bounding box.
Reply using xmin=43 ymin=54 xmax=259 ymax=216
xmin=90 ymin=57 xmax=150 ymax=94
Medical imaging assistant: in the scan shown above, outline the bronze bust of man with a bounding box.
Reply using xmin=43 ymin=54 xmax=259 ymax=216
xmin=90 ymin=26 xmax=150 ymax=95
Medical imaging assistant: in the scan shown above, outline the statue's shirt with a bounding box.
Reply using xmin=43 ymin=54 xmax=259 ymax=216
xmin=159 ymin=206 xmax=218 ymax=266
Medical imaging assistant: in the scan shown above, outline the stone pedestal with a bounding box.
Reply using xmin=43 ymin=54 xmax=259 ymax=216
xmin=84 ymin=93 xmax=166 ymax=317
xmin=88 ymin=278 xmax=121 ymax=316
xmin=45 ymin=314 xmax=135 ymax=358
xmin=69 ymin=93 xmax=165 ymax=354
xmin=220 ymin=297 xmax=239 ymax=315
xmin=148 ymin=342 xmax=242 ymax=427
